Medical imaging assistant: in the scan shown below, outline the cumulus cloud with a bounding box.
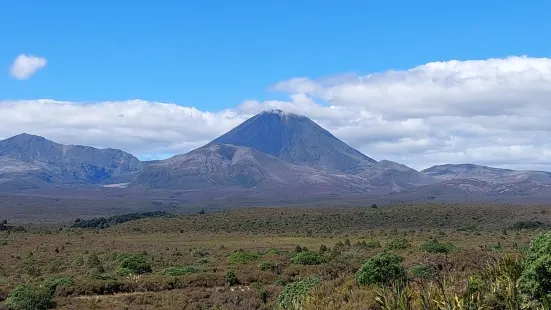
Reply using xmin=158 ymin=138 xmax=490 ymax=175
xmin=9 ymin=54 xmax=47 ymax=80
xmin=2 ymin=56 xmax=551 ymax=171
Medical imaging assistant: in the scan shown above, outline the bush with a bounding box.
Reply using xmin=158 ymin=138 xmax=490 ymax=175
xmin=43 ymin=277 xmax=73 ymax=295
xmin=410 ymin=264 xmax=437 ymax=280
xmin=5 ymin=284 xmax=53 ymax=310
xmin=356 ymin=252 xmax=406 ymax=286
xmin=22 ymin=254 xmax=40 ymax=277
xmin=355 ymin=240 xmax=381 ymax=249
xmin=117 ymin=253 xmax=151 ymax=275
xmin=159 ymin=266 xmax=198 ymax=276
xmin=291 ymin=251 xmax=325 ymax=265
xmin=511 ymin=220 xmax=549 ymax=230
xmin=259 ymin=261 xmax=279 ymax=272
xmin=226 ymin=270 xmax=239 ymax=285
xmin=520 ymin=231 xmax=551 ymax=303
xmin=386 ymin=238 xmax=411 ymax=250
xmin=420 ymin=239 xmax=455 ymax=254
xmin=228 ymin=250 xmax=260 ymax=265
xmin=276 ymin=277 xmax=320 ymax=309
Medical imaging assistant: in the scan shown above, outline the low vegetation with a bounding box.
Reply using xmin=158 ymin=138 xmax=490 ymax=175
xmin=71 ymin=211 xmax=172 ymax=229
xmin=1 ymin=203 xmax=551 ymax=309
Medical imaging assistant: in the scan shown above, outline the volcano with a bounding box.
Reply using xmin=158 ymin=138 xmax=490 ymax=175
xmin=209 ymin=109 xmax=377 ymax=174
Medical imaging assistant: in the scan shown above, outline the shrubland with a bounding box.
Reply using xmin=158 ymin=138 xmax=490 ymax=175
xmin=0 ymin=203 xmax=550 ymax=309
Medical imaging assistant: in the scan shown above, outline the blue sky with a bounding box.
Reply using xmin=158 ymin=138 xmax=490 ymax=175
xmin=2 ymin=1 xmax=551 ymax=170
xmin=2 ymin=0 xmax=550 ymax=109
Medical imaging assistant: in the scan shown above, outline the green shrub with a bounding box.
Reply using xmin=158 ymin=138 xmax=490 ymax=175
xmin=276 ymin=277 xmax=320 ymax=309
xmin=511 ymin=220 xmax=549 ymax=230
xmin=420 ymin=239 xmax=455 ymax=254
xmin=265 ymin=248 xmax=283 ymax=255
xmin=117 ymin=253 xmax=151 ymax=275
xmin=226 ymin=270 xmax=239 ymax=285
xmin=192 ymin=249 xmax=209 ymax=258
xmin=290 ymin=251 xmax=325 ymax=265
xmin=5 ymin=284 xmax=53 ymax=310
xmin=22 ymin=253 xmax=40 ymax=277
xmin=386 ymin=238 xmax=411 ymax=250
xmin=356 ymin=252 xmax=406 ymax=286
xmin=159 ymin=266 xmax=198 ymax=276
xmin=43 ymin=276 xmax=73 ymax=295
xmin=260 ymin=287 xmax=269 ymax=303
xmin=410 ymin=264 xmax=437 ymax=280
xmin=520 ymin=232 xmax=551 ymax=303
xmin=228 ymin=250 xmax=260 ymax=265
xmin=356 ymin=240 xmax=382 ymax=249
xmin=260 ymin=261 xmax=280 ymax=272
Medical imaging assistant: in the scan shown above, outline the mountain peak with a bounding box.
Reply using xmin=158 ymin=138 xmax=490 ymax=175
xmin=208 ymin=111 xmax=376 ymax=174
xmin=4 ymin=133 xmax=50 ymax=143
xmin=260 ymin=109 xmax=305 ymax=118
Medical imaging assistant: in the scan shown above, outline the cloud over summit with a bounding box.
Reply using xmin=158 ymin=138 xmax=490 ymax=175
xmin=2 ymin=56 xmax=551 ymax=171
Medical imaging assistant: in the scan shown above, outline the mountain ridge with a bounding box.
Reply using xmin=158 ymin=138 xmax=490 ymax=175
xmin=1 ymin=111 xmax=551 ymax=203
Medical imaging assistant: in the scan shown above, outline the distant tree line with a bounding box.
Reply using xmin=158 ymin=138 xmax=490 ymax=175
xmin=71 ymin=211 xmax=173 ymax=229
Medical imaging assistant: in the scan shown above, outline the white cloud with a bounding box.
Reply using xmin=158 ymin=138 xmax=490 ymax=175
xmin=2 ymin=56 xmax=551 ymax=171
xmin=9 ymin=54 xmax=47 ymax=80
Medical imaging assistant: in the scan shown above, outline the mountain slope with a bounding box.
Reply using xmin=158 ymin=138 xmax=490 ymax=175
xmin=133 ymin=144 xmax=369 ymax=195
xmin=209 ymin=110 xmax=377 ymax=174
xmin=358 ymin=160 xmax=438 ymax=192
xmin=0 ymin=133 xmax=142 ymax=189
xmin=422 ymin=164 xmax=551 ymax=184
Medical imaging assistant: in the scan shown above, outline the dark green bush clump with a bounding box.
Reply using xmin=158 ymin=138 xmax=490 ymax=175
xmin=226 ymin=270 xmax=239 ymax=285
xmin=117 ymin=253 xmax=152 ymax=275
xmin=291 ymin=251 xmax=326 ymax=265
xmin=159 ymin=266 xmax=198 ymax=276
xmin=511 ymin=220 xmax=549 ymax=231
xmin=410 ymin=264 xmax=437 ymax=280
xmin=520 ymin=231 xmax=551 ymax=303
xmin=356 ymin=252 xmax=406 ymax=286
xmin=43 ymin=276 xmax=73 ymax=295
xmin=5 ymin=284 xmax=53 ymax=310
xmin=420 ymin=239 xmax=456 ymax=254
xmin=276 ymin=277 xmax=320 ymax=309
xmin=72 ymin=211 xmax=173 ymax=229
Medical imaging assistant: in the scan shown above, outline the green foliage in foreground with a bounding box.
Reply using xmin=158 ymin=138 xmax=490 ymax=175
xmin=5 ymin=284 xmax=53 ymax=310
xmin=356 ymin=252 xmax=406 ymax=286
xmin=519 ymin=231 xmax=551 ymax=304
xmin=276 ymin=277 xmax=320 ymax=309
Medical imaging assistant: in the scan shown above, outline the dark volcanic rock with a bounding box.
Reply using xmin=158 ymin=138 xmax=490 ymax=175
xmin=209 ymin=110 xmax=377 ymax=174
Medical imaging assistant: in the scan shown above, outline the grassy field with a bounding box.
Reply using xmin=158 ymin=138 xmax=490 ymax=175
xmin=1 ymin=203 xmax=551 ymax=309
